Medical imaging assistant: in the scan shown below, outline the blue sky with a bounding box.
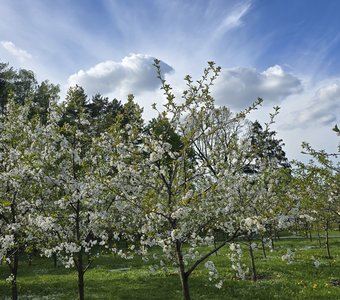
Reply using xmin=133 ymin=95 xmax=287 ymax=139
xmin=1 ymin=0 xmax=339 ymax=161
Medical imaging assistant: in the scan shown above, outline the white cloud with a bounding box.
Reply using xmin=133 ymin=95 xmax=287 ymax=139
xmin=268 ymin=79 xmax=340 ymax=161
xmin=290 ymin=81 xmax=340 ymax=127
xmin=68 ymin=54 xmax=173 ymax=98
xmin=1 ymin=41 xmax=32 ymax=61
xmin=213 ymin=1 xmax=252 ymax=38
xmin=212 ymin=65 xmax=303 ymax=109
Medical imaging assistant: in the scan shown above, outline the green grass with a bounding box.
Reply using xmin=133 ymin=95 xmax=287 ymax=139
xmin=1 ymin=237 xmax=340 ymax=299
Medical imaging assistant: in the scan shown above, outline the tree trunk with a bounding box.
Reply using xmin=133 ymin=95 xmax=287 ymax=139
xmin=180 ymin=273 xmax=190 ymax=300
xmin=9 ymin=194 xmax=19 ymax=300
xmin=317 ymin=231 xmax=322 ymax=248
xmin=270 ymin=236 xmax=275 ymax=250
xmin=75 ymin=198 xmax=85 ymax=300
xmin=309 ymin=226 xmax=312 ymax=242
xmin=11 ymin=279 xmax=18 ymax=300
xmin=53 ymin=253 xmax=57 ymax=268
xmin=249 ymin=241 xmax=257 ymax=281
xmin=213 ymin=239 xmax=218 ymax=256
xmin=9 ymin=250 xmax=19 ymax=300
xmin=28 ymin=253 xmax=32 ymax=266
xmin=261 ymin=235 xmax=266 ymax=259
xmin=175 ymin=241 xmax=191 ymax=300
xmin=304 ymin=223 xmax=309 ymax=239
xmin=325 ymin=222 xmax=331 ymax=259
xmin=77 ymin=252 xmax=85 ymax=300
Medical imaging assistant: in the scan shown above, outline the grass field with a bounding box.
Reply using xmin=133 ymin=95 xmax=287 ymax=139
xmin=1 ymin=236 xmax=340 ymax=299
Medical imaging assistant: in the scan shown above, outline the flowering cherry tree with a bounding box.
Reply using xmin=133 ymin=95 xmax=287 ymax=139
xmin=28 ymin=87 xmax=120 ymax=300
xmin=290 ymin=127 xmax=339 ymax=258
xmin=0 ymin=100 xmax=41 ymax=300
xmin=292 ymin=133 xmax=339 ymax=258
xmin=111 ymin=61 xmax=267 ymax=300
xmin=226 ymin=112 xmax=296 ymax=281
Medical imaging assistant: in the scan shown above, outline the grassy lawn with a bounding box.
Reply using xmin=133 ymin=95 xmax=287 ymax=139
xmin=1 ymin=237 xmax=340 ymax=299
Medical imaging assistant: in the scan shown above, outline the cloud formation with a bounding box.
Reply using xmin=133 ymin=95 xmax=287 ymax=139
xmin=292 ymin=81 xmax=340 ymax=127
xmin=214 ymin=1 xmax=252 ymax=38
xmin=1 ymin=41 xmax=32 ymax=61
xmin=68 ymin=54 xmax=173 ymax=97
xmin=213 ymin=65 xmax=303 ymax=109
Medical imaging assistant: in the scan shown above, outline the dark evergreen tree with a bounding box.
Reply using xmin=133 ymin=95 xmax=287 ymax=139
xmin=243 ymin=120 xmax=290 ymax=174
xmin=85 ymin=94 xmax=123 ymax=135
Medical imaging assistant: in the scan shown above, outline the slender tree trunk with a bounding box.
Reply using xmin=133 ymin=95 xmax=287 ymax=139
xmin=213 ymin=239 xmax=218 ymax=256
xmin=248 ymin=241 xmax=257 ymax=281
xmin=325 ymin=222 xmax=331 ymax=259
xmin=9 ymin=250 xmax=19 ymax=300
xmin=309 ymin=225 xmax=313 ymax=242
xmin=304 ymin=223 xmax=309 ymax=239
xmin=261 ymin=235 xmax=266 ymax=259
xmin=11 ymin=279 xmax=18 ymax=300
xmin=10 ymin=199 xmax=19 ymax=300
xmin=75 ymin=197 xmax=85 ymax=300
xmin=77 ymin=252 xmax=85 ymax=300
xmin=270 ymin=236 xmax=275 ymax=250
xmin=180 ymin=273 xmax=190 ymax=300
xmin=53 ymin=253 xmax=57 ymax=268
xmin=317 ymin=231 xmax=322 ymax=248
xmin=175 ymin=241 xmax=191 ymax=300
xmin=28 ymin=253 xmax=32 ymax=266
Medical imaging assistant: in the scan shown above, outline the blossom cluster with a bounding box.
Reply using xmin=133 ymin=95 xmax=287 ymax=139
xmin=229 ymin=243 xmax=249 ymax=280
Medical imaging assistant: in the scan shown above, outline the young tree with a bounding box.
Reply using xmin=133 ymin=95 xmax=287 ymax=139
xmin=286 ymin=126 xmax=339 ymax=258
xmin=294 ymin=155 xmax=339 ymax=258
xmin=235 ymin=112 xmax=294 ymax=279
xmin=30 ymin=87 xmax=119 ymax=300
xmin=112 ymin=61 xmax=265 ymax=300
xmin=0 ymin=100 xmax=41 ymax=300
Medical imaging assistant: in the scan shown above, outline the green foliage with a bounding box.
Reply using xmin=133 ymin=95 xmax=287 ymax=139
xmin=0 ymin=62 xmax=60 ymax=122
xmin=30 ymin=80 xmax=60 ymax=124
xmin=86 ymin=94 xmax=123 ymax=135
xmin=249 ymin=120 xmax=289 ymax=168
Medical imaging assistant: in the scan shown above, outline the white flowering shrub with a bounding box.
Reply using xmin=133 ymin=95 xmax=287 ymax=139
xmin=229 ymin=243 xmax=249 ymax=280
xmin=204 ymin=261 xmax=223 ymax=289
xmin=281 ymin=248 xmax=295 ymax=264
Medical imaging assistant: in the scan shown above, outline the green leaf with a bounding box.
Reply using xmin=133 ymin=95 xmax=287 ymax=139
xmin=0 ymin=199 xmax=11 ymax=207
